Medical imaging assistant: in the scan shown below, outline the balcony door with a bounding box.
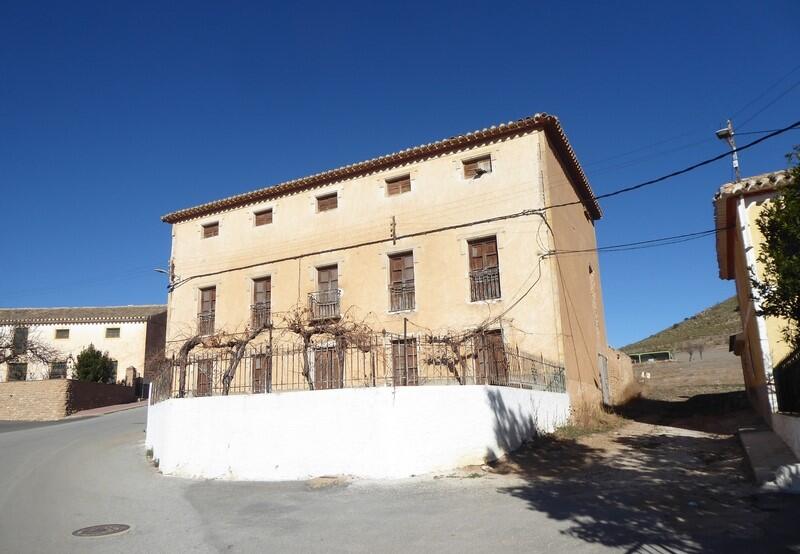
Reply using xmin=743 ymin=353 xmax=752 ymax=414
xmin=314 ymin=346 xmax=343 ymax=390
xmin=389 ymin=252 xmax=415 ymax=312
xmin=317 ymin=265 xmax=338 ymax=292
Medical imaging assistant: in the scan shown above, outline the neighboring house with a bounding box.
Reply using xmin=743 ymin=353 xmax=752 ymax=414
xmin=0 ymin=305 xmax=167 ymax=383
xmin=714 ymin=170 xmax=800 ymax=455
xmin=160 ymin=113 xmax=618 ymax=406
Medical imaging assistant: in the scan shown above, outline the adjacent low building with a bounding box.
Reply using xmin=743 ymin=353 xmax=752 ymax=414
xmin=0 ymin=305 xmax=167 ymax=383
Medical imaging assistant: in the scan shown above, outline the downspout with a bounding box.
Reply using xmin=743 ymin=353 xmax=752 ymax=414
xmin=736 ymin=195 xmax=776 ymax=413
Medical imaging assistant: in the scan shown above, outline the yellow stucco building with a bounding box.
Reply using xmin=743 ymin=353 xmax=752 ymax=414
xmin=161 ymin=113 xmax=623 ymax=406
xmin=714 ymin=169 xmax=800 ymax=456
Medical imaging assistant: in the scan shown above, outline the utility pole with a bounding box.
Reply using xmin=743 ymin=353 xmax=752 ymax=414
xmin=715 ymin=119 xmax=741 ymax=182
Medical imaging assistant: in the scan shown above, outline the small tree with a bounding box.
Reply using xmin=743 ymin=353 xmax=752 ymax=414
xmin=74 ymin=345 xmax=116 ymax=383
xmin=752 ymin=148 xmax=800 ymax=350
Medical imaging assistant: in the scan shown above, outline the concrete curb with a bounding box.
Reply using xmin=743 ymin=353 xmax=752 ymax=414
xmin=739 ymin=426 xmax=800 ymax=494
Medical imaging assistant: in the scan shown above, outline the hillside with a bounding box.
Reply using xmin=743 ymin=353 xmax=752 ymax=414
xmin=621 ymin=296 xmax=742 ymax=354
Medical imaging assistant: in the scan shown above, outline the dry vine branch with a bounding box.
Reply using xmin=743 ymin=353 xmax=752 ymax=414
xmin=0 ymin=326 xmax=61 ymax=368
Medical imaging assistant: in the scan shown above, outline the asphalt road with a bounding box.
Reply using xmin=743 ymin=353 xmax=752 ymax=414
xmin=0 ymin=407 xmax=608 ymax=553
xmin=2 ymin=407 xmax=798 ymax=553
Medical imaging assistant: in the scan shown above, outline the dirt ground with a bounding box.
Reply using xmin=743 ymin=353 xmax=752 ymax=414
xmin=478 ymin=347 xmax=800 ymax=552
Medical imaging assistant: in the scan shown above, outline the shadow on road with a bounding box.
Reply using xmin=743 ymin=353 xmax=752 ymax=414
xmin=487 ymin=390 xmax=800 ymax=552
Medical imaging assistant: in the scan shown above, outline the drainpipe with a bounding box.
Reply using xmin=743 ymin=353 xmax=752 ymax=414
xmin=736 ymin=195 xmax=776 ymax=413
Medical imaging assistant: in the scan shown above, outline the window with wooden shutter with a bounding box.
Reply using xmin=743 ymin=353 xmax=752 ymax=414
xmin=254 ymin=209 xmax=273 ymax=226
xmin=311 ymin=266 xmax=340 ymax=319
xmin=105 ymin=327 xmax=121 ymax=338
xmin=389 ymin=252 xmax=415 ymax=311
xmin=198 ymin=286 xmax=216 ymax=335
xmin=50 ymin=362 xmax=67 ymax=379
xmin=202 ymin=222 xmax=219 ymax=238
xmin=7 ymin=363 xmax=27 ymax=381
xmin=12 ymin=327 xmax=28 ymax=355
xmin=317 ymin=192 xmax=338 ymax=212
xmin=55 ymin=328 xmax=69 ymax=339
xmin=252 ymin=277 xmax=271 ymax=327
xmin=463 ymin=155 xmax=492 ymax=179
xmin=468 ymin=236 xmax=500 ymax=301
xmin=386 ymin=174 xmax=411 ymax=196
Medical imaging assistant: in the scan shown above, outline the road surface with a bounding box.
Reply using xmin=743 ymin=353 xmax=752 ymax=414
xmin=1 ymin=406 xmax=798 ymax=553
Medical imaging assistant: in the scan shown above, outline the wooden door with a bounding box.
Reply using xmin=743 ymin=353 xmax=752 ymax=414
xmin=392 ymin=339 xmax=418 ymax=386
xmin=197 ymin=360 xmax=212 ymax=396
xmin=475 ymin=330 xmax=508 ymax=385
xmin=252 ymin=353 xmax=271 ymax=393
xmin=314 ymin=346 xmax=342 ymax=390
xmin=389 ymin=253 xmax=414 ymax=311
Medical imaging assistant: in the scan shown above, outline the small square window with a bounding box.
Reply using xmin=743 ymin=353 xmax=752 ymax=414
xmin=463 ymin=155 xmax=492 ymax=179
xmin=55 ymin=329 xmax=69 ymax=339
xmin=105 ymin=327 xmax=121 ymax=338
xmin=50 ymin=362 xmax=67 ymax=379
xmin=317 ymin=192 xmax=338 ymax=212
xmin=386 ymin=175 xmax=411 ymax=196
xmin=254 ymin=209 xmax=273 ymax=226
xmin=202 ymin=222 xmax=219 ymax=238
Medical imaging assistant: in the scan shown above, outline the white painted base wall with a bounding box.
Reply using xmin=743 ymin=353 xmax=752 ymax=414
xmin=146 ymin=385 xmax=569 ymax=481
xmin=771 ymin=413 xmax=800 ymax=459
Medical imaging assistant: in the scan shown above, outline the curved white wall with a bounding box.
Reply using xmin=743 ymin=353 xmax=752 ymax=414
xmin=146 ymin=385 xmax=569 ymax=481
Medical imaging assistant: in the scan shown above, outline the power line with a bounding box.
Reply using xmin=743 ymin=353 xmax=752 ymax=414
xmin=730 ymin=64 xmax=800 ymax=121
xmin=541 ymin=119 xmax=800 ymax=212
xmin=738 ymin=80 xmax=800 ymax=130
xmin=546 ymin=226 xmax=731 ymax=256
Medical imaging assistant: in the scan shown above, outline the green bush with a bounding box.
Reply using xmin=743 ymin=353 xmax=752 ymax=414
xmin=74 ymin=344 xmax=116 ymax=383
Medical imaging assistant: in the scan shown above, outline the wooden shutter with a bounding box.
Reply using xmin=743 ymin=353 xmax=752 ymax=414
xmin=463 ymin=155 xmax=492 ymax=178
xmin=389 ymin=253 xmax=414 ymax=285
xmin=12 ymin=327 xmax=28 ymax=354
xmin=317 ymin=266 xmax=338 ymax=291
xmin=317 ymin=193 xmax=338 ymax=211
xmin=253 ymin=277 xmax=271 ymax=304
xmin=469 ymin=237 xmax=498 ymax=271
xmin=201 ymin=287 xmax=216 ymax=313
xmin=254 ymin=209 xmax=273 ymax=226
xmin=202 ymin=222 xmax=219 ymax=238
xmin=386 ymin=175 xmax=411 ymax=196
xmin=55 ymin=329 xmax=69 ymax=339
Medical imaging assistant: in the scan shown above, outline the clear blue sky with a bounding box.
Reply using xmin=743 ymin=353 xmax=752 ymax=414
xmin=2 ymin=1 xmax=798 ymax=347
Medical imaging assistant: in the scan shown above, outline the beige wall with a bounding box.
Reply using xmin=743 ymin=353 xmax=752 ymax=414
xmin=541 ymin=133 xmax=607 ymax=405
xmin=1 ymin=321 xmax=150 ymax=383
xmin=165 ymin=130 xmax=608 ymax=405
xmin=0 ymin=380 xmax=135 ymax=421
xmin=728 ymin=192 xmax=792 ymax=417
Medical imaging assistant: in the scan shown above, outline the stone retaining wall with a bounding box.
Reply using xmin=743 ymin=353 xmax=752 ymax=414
xmin=0 ymin=380 xmax=135 ymax=421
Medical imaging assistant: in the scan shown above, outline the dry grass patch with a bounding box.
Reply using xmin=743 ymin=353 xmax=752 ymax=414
xmin=555 ymin=402 xmax=626 ymax=440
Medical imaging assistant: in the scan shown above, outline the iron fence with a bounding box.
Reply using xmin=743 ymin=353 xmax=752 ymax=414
xmin=197 ymin=311 xmax=215 ymax=336
xmin=774 ymin=346 xmax=800 ymax=413
xmin=251 ymin=302 xmax=271 ymax=328
xmin=470 ymin=268 xmax=501 ymax=301
xmin=309 ymin=289 xmax=341 ymax=320
xmin=389 ymin=284 xmax=415 ymax=312
xmin=150 ymin=335 xmax=566 ymax=404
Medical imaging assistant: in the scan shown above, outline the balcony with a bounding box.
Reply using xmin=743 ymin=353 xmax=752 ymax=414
xmin=251 ymin=302 xmax=272 ymax=329
xmin=197 ymin=311 xmax=215 ymax=336
xmin=309 ymin=289 xmax=341 ymax=320
xmin=389 ymin=283 xmax=415 ymax=312
xmin=469 ymin=268 xmax=501 ymax=302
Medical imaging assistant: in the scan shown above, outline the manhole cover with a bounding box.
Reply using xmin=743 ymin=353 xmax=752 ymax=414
xmin=72 ymin=524 xmax=130 ymax=537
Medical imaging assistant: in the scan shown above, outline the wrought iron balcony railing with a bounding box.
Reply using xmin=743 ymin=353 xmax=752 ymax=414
xmin=251 ymin=302 xmax=272 ymax=329
xmin=389 ymin=283 xmax=415 ymax=312
xmin=309 ymin=289 xmax=341 ymax=320
xmin=197 ymin=311 xmax=215 ymax=336
xmin=469 ymin=268 xmax=501 ymax=302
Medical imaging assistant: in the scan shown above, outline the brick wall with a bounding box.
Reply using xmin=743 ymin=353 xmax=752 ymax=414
xmin=0 ymin=380 xmax=135 ymax=421
xmin=66 ymin=380 xmax=135 ymax=414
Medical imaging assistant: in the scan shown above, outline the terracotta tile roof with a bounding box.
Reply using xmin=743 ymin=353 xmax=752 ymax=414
xmin=161 ymin=113 xmax=602 ymax=223
xmin=0 ymin=305 xmax=167 ymax=325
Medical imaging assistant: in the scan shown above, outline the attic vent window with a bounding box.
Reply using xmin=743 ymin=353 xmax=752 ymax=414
xmin=386 ymin=175 xmax=411 ymax=196
xmin=202 ymin=222 xmax=219 ymax=238
xmin=317 ymin=192 xmax=338 ymax=212
xmin=254 ymin=209 xmax=273 ymax=226
xmin=463 ymin=155 xmax=492 ymax=179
